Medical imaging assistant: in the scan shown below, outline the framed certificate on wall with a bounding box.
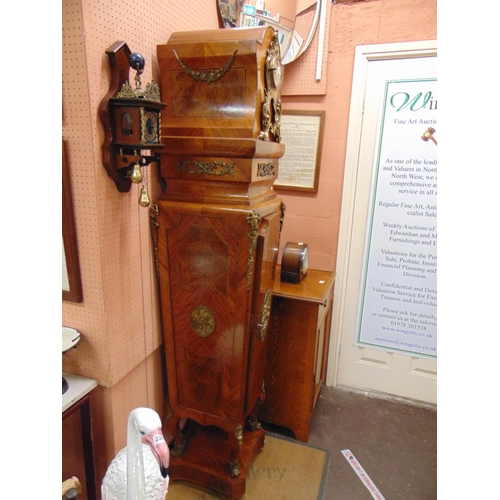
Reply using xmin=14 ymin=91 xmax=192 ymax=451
xmin=275 ymin=110 xmax=325 ymax=192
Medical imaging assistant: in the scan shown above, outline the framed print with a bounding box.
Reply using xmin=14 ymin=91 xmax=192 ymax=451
xmin=275 ymin=110 xmax=325 ymax=192
xmin=63 ymin=140 xmax=83 ymax=303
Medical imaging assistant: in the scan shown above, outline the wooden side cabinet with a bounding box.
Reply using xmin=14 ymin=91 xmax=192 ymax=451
xmin=259 ymin=268 xmax=336 ymax=442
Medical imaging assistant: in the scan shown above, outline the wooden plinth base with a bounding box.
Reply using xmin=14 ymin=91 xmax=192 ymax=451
xmin=169 ymin=421 xmax=266 ymax=500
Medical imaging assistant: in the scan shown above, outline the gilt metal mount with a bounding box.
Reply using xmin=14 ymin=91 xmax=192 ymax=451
xmin=174 ymin=50 xmax=238 ymax=84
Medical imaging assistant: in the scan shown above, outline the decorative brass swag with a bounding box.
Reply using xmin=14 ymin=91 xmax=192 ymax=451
xmin=173 ymin=50 xmax=238 ymax=84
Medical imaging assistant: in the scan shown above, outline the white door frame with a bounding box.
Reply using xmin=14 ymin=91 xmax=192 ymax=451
xmin=326 ymin=40 xmax=438 ymax=388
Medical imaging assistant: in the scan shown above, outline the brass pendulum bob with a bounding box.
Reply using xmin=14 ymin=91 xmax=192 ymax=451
xmin=129 ymin=162 xmax=143 ymax=183
xmin=139 ymin=185 xmax=151 ymax=207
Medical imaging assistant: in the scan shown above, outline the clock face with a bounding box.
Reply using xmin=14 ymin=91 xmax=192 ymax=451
xmin=142 ymin=110 xmax=158 ymax=143
xmin=271 ymin=58 xmax=283 ymax=90
xmin=268 ymin=54 xmax=283 ymax=91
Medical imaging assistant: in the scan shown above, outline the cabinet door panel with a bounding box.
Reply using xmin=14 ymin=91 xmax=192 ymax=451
xmin=164 ymin=212 xmax=245 ymax=420
xmin=179 ymin=347 xmax=225 ymax=416
xmin=176 ymin=224 xmax=231 ymax=296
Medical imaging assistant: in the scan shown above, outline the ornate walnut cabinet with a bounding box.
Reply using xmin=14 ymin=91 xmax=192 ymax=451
xmin=152 ymin=27 xmax=285 ymax=499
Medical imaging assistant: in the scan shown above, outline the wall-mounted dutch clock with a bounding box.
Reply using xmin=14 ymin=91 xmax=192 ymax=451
xmin=99 ymin=42 xmax=167 ymax=198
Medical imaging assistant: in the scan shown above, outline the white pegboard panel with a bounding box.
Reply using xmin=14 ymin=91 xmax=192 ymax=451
xmin=62 ymin=0 xmax=219 ymax=387
xmin=63 ymin=0 xmax=109 ymax=381
xmin=282 ymin=0 xmax=331 ymax=96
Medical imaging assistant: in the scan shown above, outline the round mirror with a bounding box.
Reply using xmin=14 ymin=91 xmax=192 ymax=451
xmin=217 ymin=0 xmax=321 ymax=65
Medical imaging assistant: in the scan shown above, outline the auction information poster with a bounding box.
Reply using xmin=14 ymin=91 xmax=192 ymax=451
xmin=356 ymin=78 xmax=437 ymax=358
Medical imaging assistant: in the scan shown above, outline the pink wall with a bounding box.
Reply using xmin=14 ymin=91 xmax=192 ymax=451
xmin=62 ymin=0 xmax=436 ymax=494
xmin=62 ymin=0 xmax=220 ymax=491
xmin=279 ymin=0 xmax=437 ymax=272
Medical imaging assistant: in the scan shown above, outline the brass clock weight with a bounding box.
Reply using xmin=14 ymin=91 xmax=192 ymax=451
xmin=99 ymin=41 xmax=167 ymax=206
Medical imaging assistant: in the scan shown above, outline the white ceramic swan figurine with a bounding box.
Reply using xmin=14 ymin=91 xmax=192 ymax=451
xmin=101 ymin=407 xmax=170 ymax=500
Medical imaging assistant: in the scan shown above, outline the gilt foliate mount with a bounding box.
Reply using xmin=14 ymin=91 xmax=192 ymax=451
xmin=117 ymin=81 xmax=162 ymax=102
xmin=174 ymin=50 xmax=238 ymax=84
xmin=258 ymin=33 xmax=284 ymax=143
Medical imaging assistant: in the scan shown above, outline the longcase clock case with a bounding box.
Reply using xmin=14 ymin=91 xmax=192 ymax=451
xmin=152 ymin=27 xmax=285 ymax=499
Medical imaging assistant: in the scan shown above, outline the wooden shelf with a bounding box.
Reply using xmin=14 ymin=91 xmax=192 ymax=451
xmin=271 ymin=267 xmax=336 ymax=304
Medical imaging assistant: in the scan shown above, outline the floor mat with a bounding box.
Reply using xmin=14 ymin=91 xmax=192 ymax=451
xmin=166 ymin=432 xmax=329 ymax=499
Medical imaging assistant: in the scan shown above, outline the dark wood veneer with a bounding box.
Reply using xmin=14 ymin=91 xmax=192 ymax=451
xmin=154 ymin=27 xmax=285 ymax=499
